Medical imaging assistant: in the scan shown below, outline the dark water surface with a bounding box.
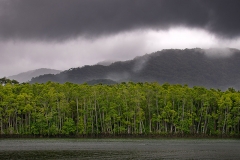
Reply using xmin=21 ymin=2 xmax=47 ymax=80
xmin=0 ymin=139 xmax=239 ymax=159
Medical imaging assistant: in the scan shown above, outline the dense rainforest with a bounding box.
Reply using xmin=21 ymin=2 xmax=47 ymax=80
xmin=0 ymin=79 xmax=240 ymax=137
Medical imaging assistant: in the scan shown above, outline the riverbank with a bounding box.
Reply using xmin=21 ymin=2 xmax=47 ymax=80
xmin=0 ymin=133 xmax=239 ymax=139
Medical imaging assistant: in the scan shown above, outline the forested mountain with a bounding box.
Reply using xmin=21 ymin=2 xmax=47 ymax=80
xmin=30 ymin=48 xmax=240 ymax=90
xmin=8 ymin=68 xmax=62 ymax=83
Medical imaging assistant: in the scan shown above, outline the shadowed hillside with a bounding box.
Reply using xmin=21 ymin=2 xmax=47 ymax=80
xmin=30 ymin=48 xmax=240 ymax=90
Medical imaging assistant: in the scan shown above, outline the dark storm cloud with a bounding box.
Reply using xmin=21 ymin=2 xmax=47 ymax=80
xmin=0 ymin=0 xmax=240 ymax=41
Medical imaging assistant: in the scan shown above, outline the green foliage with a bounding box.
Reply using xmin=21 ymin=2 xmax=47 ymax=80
xmin=62 ymin=118 xmax=76 ymax=135
xmin=0 ymin=77 xmax=19 ymax=85
xmin=0 ymin=81 xmax=240 ymax=136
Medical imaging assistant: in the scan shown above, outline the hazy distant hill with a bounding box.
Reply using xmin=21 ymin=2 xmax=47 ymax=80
xmin=30 ymin=48 xmax=240 ymax=90
xmin=8 ymin=68 xmax=62 ymax=83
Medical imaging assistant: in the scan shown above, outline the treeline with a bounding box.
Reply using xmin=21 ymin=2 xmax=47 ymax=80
xmin=0 ymin=81 xmax=240 ymax=136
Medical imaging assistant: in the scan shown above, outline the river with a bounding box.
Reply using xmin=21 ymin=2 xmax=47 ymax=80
xmin=0 ymin=139 xmax=239 ymax=159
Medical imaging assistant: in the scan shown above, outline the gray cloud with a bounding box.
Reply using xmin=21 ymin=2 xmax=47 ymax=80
xmin=0 ymin=32 xmax=149 ymax=77
xmin=0 ymin=0 xmax=240 ymax=41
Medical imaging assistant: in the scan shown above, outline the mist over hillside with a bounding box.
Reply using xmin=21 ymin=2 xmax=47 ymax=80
xmin=96 ymin=60 xmax=115 ymax=66
xmin=30 ymin=48 xmax=240 ymax=90
xmin=8 ymin=68 xmax=62 ymax=83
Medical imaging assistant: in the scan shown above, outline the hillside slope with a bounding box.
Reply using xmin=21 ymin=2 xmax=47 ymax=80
xmin=30 ymin=48 xmax=240 ymax=89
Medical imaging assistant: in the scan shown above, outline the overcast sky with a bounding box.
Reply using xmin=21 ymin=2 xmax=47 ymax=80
xmin=1 ymin=0 xmax=240 ymax=77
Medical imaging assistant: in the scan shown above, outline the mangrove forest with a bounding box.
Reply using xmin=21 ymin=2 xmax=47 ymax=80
xmin=0 ymin=80 xmax=240 ymax=137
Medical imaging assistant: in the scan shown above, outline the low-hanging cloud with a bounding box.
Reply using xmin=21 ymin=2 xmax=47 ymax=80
xmin=1 ymin=27 xmax=240 ymax=78
xmin=0 ymin=0 xmax=240 ymax=41
xmin=203 ymin=48 xmax=236 ymax=58
xmin=0 ymin=31 xmax=148 ymax=77
xmin=106 ymin=72 xmax=130 ymax=82
xmin=132 ymin=55 xmax=150 ymax=73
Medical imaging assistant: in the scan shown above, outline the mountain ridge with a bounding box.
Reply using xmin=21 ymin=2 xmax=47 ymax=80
xmin=30 ymin=48 xmax=240 ymax=90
